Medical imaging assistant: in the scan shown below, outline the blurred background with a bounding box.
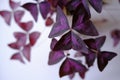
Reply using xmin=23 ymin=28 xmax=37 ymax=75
xmin=0 ymin=0 xmax=120 ymax=80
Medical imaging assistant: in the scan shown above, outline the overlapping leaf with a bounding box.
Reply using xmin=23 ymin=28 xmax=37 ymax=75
xmin=53 ymin=31 xmax=88 ymax=53
xmin=48 ymin=38 xmax=65 ymax=65
xmin=9 ymin=0 xmax=20 ymax=10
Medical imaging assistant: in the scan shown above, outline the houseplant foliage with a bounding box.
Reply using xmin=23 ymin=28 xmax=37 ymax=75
xmin=0 ymin=0 xmax=118 ymax=80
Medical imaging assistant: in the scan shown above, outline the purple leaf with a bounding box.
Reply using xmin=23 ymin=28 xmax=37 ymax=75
xmin=14 ymin=10 xmax=25 ymax=23
xmin=22 ymin=44 xmax=31 ymax=62
xmin=111 ymin=29 xmax=120 ymax=47
xmin=53 ymin=31 xmax=88 ymax=53
xmin=82 ymin=0 xmax=90 ymax=16
xmin=48 ymin=51 xmax=65 ymax=65
xmin=59 ymin=58 xmax=88 ymax=78
xmin=50 ymin=38 xmax=58 ymax=50
xmin=84 ymin=36 xmax=106 ymax=50
xmin=48 ymin=6 xmax=70 ymax=38
xmin=73 ymin=20 xmax=99 ymax=36
xmin=29 ymin=31 xmax=40 ymax=46
xmin=18 ymin=21 xmax=33 ymax=32
xmin=0 ymin=11 xmax=12 ymax=25
xmin=45 ymin=17 xmax=54 ymax=26
xmin=22 ymin=3 xmax=38 ymax=22
xmin=14 ymin=32 xmax=26 ymax=40
xmin=97 ymin=51 xmax=117 ymax=71
xmin=9 ymin=0 xmax=20 ymax=10
xmin=88 ymin=0 xmax=102 ymax=13
xmin=66 ymin=0 xmax=81 ymax=14
xmin=39 ymin=1 xmax=50 ymax=19
xmin=11 ymin=52 xmax=24 ymax=63
xmin=83 ymin=50 xmax=96 ymax=67
xmin=69 ymin=73 xmax=75 ymax=79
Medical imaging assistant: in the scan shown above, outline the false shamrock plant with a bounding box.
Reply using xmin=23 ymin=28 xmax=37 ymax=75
xmin=47 ymin=0 xmax=117 ymax=80
xmin=0 ymin=0 xmax=118 ymax=80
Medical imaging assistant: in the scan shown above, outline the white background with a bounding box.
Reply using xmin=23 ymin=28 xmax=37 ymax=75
xmin=0 ymin=0 xmax=120 ymax=80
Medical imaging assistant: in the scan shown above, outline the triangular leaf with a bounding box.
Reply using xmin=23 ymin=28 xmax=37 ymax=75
xmin=59 ymin=58 xmax=88 ymax=77
xmin=48 ymin=6 xmax=70 ymax=38
xmin=88 ymin=0 xmax=102 ymax=13
xmin=14 ymin=10 xmax=25 ymax=23
xmin=29 ymin=31 xmax=40 ymax=46
xmin=0 ymin=11 xmax=12 ymax=25
xmin=22 ymin=44 xmax=31 ymax=62
xmin=39 ymin=1 xmax=50 ymax=19
xmin=11 ymin=52 xmax=24 ymax=63
xmin=84 ymin=36 xmax=106 ymax=50
xmin=48 ymin=51 xmax=65 ymax=65
xmin=97 ymin=51 xmax=117 ymax=71
xmin=9 ymin=0 xmax=20 ymax=10
xmin=18 ymin=21 xmax=33 ymax=32
xmin=73 ymin=20 xmax=99 ymax=36
xmin=45 ymin=17 xmax=54 ymax=26
xmin=22 ymin=3 xmax=38 ymax=22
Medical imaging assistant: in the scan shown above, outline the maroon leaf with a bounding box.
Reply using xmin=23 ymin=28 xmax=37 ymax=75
xmin=22 ymin=3 xmax=38 ymax=22
xmin=29 ymin=31 xmax=40 ymax=46
xmin=0 ymin=11 xmax=12 ymax=25
xmin=9 ymin=0 xmax=20 ymax=10
xmin=88 ymin=0 xmax=102 ymax=13
xmin=59 ymin=58 xmax=88 ymax=78
xmin=8 ymin=42 xmax=21 ymax=50
xmin=84 ymin=36 xmax=106 ymax=50
xmin=48 ymin=6 xmax=70 ymax=38
xmin=22 ymin=44 xmax=31 ymax=62
xmin=14 ymin=10 xmax=25 ymax=23
xmin=97 ymin=51 xmax=117 ymax=71
xmin=48 ymin=51 xmax=65 ymax=65
xmin=18 ymin=21 xmax=33 ymax=32
xmin=111 ymin=29 xmax=120 ymax=47
xmin=73 ymin=20 xmax=99 ymax=36
xmin=45 ymin=17 xmax=54 ymax=26
xmin=53 ymin=31 xmax=88 ymax=53
xmin=11 ymin=52 xmax=24 ymax=63
xmin=39 ymin=1 xmax=50 ymax=19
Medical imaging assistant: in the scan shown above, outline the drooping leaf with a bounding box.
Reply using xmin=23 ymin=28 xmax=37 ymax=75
xmin=9 ymin=0 xmax=20 ymax=10
xmin=29 ymin=31 xmax=40 ymax=46
xmin=39 ymin=1 xmax=50 ymax=19
xmin=45 ymin=17 xmax=54 ymax=26
xmin=22 ymin=44 xmax=31 ymax=62
xmin=11 ymin=52 xmax=24 ymax=63
xmin=59 ymin=58 xmax=88 ymax=78
xmin=14 ymin=10 xmax=25 ymax=23
xmin=53 ymin=31 xmax=88 ymax=53
xmin=0 ymin=11 xmax=12 ymax=25
xmin=48 ymin=51 xmax=65 ymax=65
xmin=97 ymin=51 xmax=117 ymax=71
xmin=88 ymin=0 xmax=102 ymax=13
xmin=72 ymin=20 xmax=99 ymax=36
xmin=111 ymin=29 xmax=120 ymax=47
xmin=84 ymin=36 xmax=106 ymax=50
xmin=22 ymin=3 xmax=38 ymax=22
xmin=48 ymin=6 xmax=70 ymax=38
xmin=83 ymin=50 xmax=96 ymax=67
xmin=18 ymin=21 xmax=33 ymax=32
